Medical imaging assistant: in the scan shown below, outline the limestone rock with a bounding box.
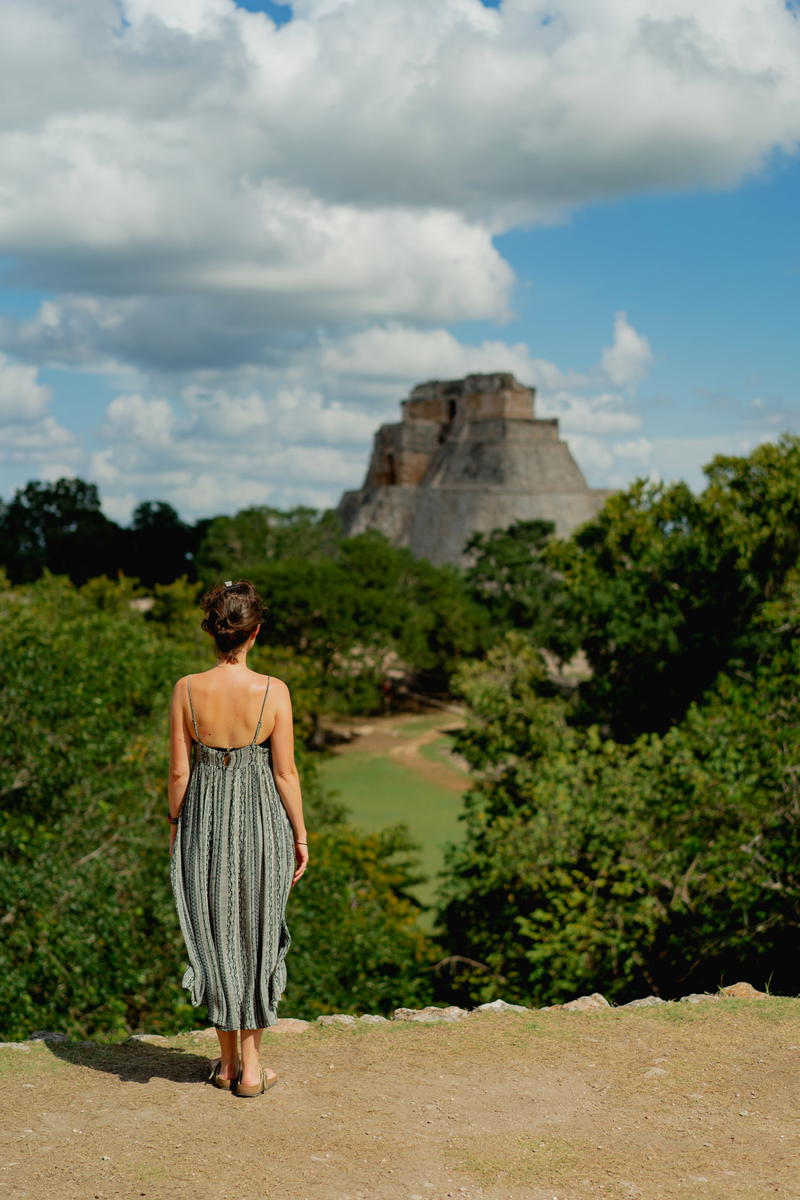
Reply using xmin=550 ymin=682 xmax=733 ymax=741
xmin=270 ymin=1018 xmax=311 ymax=1034
xmin=561 ymin=993 xmax=612 ymax=1012
xmin=338 ymin=373 xmax=613 ymax=566
xmin=622 ymin=996 xmax=667 ymax=1008
xmin=679 ymin=993 xmax=721 ymax=1004
xmin=391 ymin=1005 xmax=466 ymax=1023
xmin=316 ymin=1014 xmax=357 ymax=1027
xmin=359 ymin=1014 xmax=390 ymax=1024
xmin=0 ymin=1041 xmax=33 ymax=1050
xmin=29 ymin=1030 xmax=68 ymax=1041
xmin=720 ymin=981 xmax=767 ymax=1000
xmin=126 ymin=1033 xmax=167 ymax=1043
xmin=474 ymin=999 xmax=529 ymax=1014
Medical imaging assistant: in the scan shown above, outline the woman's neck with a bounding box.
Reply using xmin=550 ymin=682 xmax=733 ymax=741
xmin=214 ymin=654 xmax=248 ymax=668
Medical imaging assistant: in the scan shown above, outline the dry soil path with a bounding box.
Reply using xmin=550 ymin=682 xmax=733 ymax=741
xmin=3 ymin=999 xmax=799 ymax=1200
xmin=330 ymin=709 xmax=468 ymax=794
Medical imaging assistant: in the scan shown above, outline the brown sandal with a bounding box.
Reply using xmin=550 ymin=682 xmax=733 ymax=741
xmin=233 ymin=1066 xmax=278 ymax=1098
xmin=207 ymin=1058 xmax=237 ymax=1090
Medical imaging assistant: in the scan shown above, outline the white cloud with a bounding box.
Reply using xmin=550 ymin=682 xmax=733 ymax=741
xmin=72 ymin=306 xmax=654 ymax=518
xmin=321 ymin=323 xmax=582 ymax=393
xmin=0 ymin=352 xmax=52 ymax=421
xmin=104 ymin=395 xmax=177 ymax=448
xmin=561 ymin=433 xmax=616 ymax=476
xmin=601 ymin=312 xmax=655 ymax=387
xmin=538 ymin=389 xmax=641 ymax=435
xmin=0 ymin=1 xmax=798 ymax=372
xmin=612 ymin=436 xmax=654 ymax=460
xmin=644 ymin=430 xmax=785 ymax=490
xmin=0 ymin=355 xmax=79 ymax=480
xmin=88 ymin=386 xmax=381 ymax=521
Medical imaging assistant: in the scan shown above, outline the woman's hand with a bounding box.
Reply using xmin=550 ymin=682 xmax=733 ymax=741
xmin=292 ymin=840 xmax=309 ymax=886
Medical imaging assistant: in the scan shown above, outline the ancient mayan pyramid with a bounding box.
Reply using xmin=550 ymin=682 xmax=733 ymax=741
xmin=337 ymin=373 xmax=613 ymax=565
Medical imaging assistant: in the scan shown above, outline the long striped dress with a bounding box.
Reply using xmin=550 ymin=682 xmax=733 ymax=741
xmin=169 ymin=676 xmax=295 ymax=1032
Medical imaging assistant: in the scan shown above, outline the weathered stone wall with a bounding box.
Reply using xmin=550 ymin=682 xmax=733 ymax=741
xmin=338 ymin=373 xmax=614 ymax=564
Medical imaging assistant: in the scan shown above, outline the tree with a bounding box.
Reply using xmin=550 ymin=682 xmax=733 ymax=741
xmin=126 ymin=501 xmax=195 ymax=587
xmin=0 ymin=478 xmax=124 ymax=584
xmin=195 ymin=506 xmax=343 ymax=582
xmin=547 ymin=435 xmax=800 ymax=738
xmin=197 ymin=509 xmax=490 ymax=718
xmin=436 ymin=623 xmax=800 ymax=1007
xmin=464 ymin=518 xmax=560 ymax=641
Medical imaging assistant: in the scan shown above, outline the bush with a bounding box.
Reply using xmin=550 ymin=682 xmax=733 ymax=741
xmin=436 ymin=627 xmax=800 ymax=1006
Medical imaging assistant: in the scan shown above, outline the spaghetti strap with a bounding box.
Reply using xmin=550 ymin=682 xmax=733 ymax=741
xmin=186 ymin=676 xmax=201 ymax=741
xmin=252 ymin=677 xmax=271 ymax=744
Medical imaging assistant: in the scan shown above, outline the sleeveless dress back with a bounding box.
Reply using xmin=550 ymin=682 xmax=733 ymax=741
xmin=169 ymin=676 xmax=294 ymax=1031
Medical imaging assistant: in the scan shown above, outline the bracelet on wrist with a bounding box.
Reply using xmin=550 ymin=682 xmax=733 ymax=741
xmin=167 ymin=812 xmax=180 ymax=825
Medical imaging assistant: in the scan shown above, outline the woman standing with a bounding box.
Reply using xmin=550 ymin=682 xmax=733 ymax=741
xmin=168 ymin=580 xmax=308 ymax=1097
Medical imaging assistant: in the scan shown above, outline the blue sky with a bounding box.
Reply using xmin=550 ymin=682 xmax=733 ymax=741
xmin=0 ymin=0 xmax=798 ymax=523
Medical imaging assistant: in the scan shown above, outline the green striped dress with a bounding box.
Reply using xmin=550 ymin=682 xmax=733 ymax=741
xmin=169 ymin=676 xmax=294 ymax=1032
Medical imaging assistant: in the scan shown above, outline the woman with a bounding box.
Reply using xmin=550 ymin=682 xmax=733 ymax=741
xmin=168 ymin=579 xmax=308 ymax=1097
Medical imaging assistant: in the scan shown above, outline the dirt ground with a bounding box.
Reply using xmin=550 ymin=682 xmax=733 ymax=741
xmin=2 ymin=998 xmax=799 ymax=1200
xmin=329 ymin=709 xmax=468 ymax=794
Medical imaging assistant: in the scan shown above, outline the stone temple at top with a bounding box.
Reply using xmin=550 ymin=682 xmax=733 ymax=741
xmin=337 ymin=372 xmax=613 ymax=565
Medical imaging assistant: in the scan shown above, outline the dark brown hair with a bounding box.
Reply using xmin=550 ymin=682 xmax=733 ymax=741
xmin=200 ymin=579 xmax=266 ymax=662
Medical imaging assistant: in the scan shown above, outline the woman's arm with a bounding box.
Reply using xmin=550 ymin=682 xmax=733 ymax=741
xmin=269 ymin=680 xmax=308 ymax=886
xmin=168 ymin=678 xmax=193 ymax=856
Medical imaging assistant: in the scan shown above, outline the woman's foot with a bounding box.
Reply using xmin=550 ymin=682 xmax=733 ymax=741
xmin=238 ymin=1063 xmax=276 ymax=1088
xmin=216 ymin=1059 xmax=240 ymax=1084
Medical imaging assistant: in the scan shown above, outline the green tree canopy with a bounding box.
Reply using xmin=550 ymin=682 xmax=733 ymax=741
xmin=436 ymin=619 xmax=800 ymax=1007
xmin=464 ymin=518 xmax=560 ymax=641
xmin=0 ymin=478 xmax=122 ymax=584
xmin=548 ymin=435 xmax=800 ymax=738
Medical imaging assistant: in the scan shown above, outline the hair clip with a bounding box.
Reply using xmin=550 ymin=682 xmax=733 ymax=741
xmin=224 ymin=580 xmax=233 ymax=588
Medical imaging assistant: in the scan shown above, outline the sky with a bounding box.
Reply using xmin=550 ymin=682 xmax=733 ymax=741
xmin=0 ymin=0 xmax=798 ymax=524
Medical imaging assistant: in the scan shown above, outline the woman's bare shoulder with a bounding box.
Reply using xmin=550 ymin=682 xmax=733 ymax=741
xmin=266 ymin=674 xmax=290 ymax=695
xmin=241 ymin=669 xmax=289 ymax=695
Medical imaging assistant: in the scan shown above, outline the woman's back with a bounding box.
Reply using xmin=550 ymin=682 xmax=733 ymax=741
xmin=183 ymin=667 xmax=275 ymax=749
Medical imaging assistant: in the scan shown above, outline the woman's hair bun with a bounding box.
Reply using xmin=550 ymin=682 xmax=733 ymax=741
xmin=200 ymin=579 xmax=266 ymax=659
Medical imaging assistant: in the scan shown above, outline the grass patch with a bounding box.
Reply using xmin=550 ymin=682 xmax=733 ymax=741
xmin=392 ymin=715 xmax=449 ymax=737
xmin=419 ymin=732 xmax=468 ymax=774
xmin=453 ymin=1132 xmax=580 ymax=1188
xmin=317 ymin=751 xmax=465 ymax=918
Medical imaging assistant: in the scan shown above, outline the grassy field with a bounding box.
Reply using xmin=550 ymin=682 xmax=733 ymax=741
xmin=317 ymin=718 xmax=467 ymax=919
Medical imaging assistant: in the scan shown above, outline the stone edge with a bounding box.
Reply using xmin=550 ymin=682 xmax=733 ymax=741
xmin=0 ymin=982 xmax=774 ymax=1049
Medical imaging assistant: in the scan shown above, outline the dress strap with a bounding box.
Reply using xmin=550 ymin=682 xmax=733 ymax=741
xmin=186 ymin=677 xmax=201 ymax=742
xmin=252 ymin=677 xmax=271 ymax=744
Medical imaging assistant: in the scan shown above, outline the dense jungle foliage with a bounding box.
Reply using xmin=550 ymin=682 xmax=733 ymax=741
xmin=438 ymin=435 xmax=800 ymax=1004
xmin=1 ymin=433 xmax=799 ymax=1037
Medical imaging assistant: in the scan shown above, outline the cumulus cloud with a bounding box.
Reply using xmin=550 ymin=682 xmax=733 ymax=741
xmin=1 ymin=1 xmax=796 ymax=515
xmin=71 ymin=309 xmax=655 ymax=519
xmin=0 ymin=352 xmax=52 ymax=421
xmin=601 ymin=312 xmax=655 ymax=387
xmin=612 ymin=436 xmax=654 ymax=461
xmin=104 ymin=395 xmax=178 ymax=449
xmin=1 ymin=0 xmax=799 ymax=372
xmin=0 ymin=354 xmax=79 ymax=477
xmin=321 ymin=323 xmax=582 ymax=392
xmin=86 ymin=384 xmax=379 ymax=521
